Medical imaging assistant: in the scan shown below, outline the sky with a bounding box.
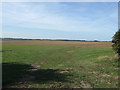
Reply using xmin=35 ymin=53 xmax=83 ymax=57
xmin=2 ymin=2 xmax=118 ymax=41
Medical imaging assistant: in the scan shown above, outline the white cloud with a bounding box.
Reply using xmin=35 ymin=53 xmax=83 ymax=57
xmin=3 ymin=2 xmax=117 ymax=33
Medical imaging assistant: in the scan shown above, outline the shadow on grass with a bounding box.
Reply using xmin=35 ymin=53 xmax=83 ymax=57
xmin=2 ymin=63 xmax=32 ymax=87
xmin=2 ymin=62 xmax=72 ymax=88
xmin=30 ymin=69 xmax=71 ymax=84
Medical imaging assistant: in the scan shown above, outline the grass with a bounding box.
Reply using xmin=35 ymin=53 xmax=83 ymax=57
xmin=2 ymin=45 xmax=119 ymax=88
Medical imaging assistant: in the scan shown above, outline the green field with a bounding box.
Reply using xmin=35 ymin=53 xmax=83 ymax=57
xmin=2 ymin=45 xmax=119 ymax=88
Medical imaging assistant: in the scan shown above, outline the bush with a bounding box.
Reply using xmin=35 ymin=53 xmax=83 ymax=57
xmin=112 ymin=29 xmax=120 ymax=60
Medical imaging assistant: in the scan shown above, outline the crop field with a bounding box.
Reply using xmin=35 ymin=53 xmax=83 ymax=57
xmin=3 ymin=40 xmax=112 ymax=48
xmin=2 ymin=40 xmax=119 ymax=88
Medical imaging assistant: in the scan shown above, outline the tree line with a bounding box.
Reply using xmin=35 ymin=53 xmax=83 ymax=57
xmin=112 ymin=29 xmax=120 ymax=60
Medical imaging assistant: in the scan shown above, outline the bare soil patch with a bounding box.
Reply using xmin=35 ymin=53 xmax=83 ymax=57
xmin=79 ymin=81 xmax=92 ymax=88
xmin=66 ymin=50 xmax=75 ymax=53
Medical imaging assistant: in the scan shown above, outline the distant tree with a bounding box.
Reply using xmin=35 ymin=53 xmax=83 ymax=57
xmin=112 ymin=29 xmax=120 ymax=60
xmin=94 ymin=40 xmax=99 ymax=42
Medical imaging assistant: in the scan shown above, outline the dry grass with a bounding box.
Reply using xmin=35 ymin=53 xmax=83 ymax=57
xmin=98 ymin=54 xmax=119 ymax=61
xmin=2 ymin=40 xmax=112 ymax=48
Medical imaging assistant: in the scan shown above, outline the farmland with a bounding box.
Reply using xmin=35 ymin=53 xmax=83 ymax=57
xmin=2 ymin=40 xmax=119 ymax=88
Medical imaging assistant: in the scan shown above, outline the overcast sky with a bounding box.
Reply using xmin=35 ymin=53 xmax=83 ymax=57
xmin=2 ymin=2 xmax=118 ymax=41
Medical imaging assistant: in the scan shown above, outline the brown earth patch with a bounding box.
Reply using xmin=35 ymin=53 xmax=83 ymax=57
xmin=66 ymin=50 xmax=75 ymax=53
xmin=112 ymin=76 xmax=119 ymax=79
xmin=79 ymin=81 xmax=92 ymax=88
